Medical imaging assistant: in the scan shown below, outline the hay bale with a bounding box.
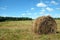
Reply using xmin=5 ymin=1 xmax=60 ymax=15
xmin=33 ymin=16 xmax=57 ymax=34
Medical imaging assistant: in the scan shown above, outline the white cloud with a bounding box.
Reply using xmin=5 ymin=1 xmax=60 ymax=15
xmin=25 ymin=11 xmax=32 ymax=15
xmin=45 ymin=13 xmax=50 ymax=16
xmin=39 ymin=12 xmax=45 ymax=15
xmin=46 ymin=7 xmax=53 ymax=12
xmin=56 ymin=8 xmax=60 ymax=10
xmin=31 ymin=8 xmax=34 ymax=10
xmin=39 ymin=11 xmax=50 ymax=16
xmin=51 ymin=1 xmax=58 ymax=5
xmin=41 ymin=9 xmax=46 ymax=12
xmin=21 ymin=13 xmax=26 ymax=16
xmin=39 ymin=8 xmax=46 ymax=15
xmin=53 ymin=14 xmax=60 ymax=18
xmin=36 ymin=2 xmax=47 ymax=7
xmin=34 ymin=13 xmax=37 ymax=15
xmin=39 ymin=8 xmax=51 ymax=16
xmin=27 ymin=13 xmax=31 ymax=15
xmin=21 ymin=12 xmax=31 ymax=16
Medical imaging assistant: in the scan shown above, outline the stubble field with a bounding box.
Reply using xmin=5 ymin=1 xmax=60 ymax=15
xmin=0 ymin=20 xmax=60 ymax=40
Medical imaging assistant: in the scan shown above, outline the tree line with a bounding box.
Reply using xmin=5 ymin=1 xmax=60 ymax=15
xmin=0 ymin=16 xmax=33 ymax=22
xmin=54 ymin=18 xmax=60 ymax=20
xmin=0 ymin=16 xmax=60 ymax=22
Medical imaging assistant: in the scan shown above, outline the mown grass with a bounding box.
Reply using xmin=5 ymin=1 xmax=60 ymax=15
xmin=0 ymin=20 xmax=60 ymax=40
xmin=0 ymin=28 xmax=33 ymax=40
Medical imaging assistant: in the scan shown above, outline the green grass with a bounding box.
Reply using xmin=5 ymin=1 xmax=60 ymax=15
xmin=0 ymin=20 xmax=60 ymax=40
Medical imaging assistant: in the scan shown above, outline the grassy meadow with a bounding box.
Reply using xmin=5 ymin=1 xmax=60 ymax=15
xmin=0 ymin=20 xmax=60 ymax=40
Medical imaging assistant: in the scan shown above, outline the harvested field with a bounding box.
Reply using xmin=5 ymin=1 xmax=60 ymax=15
xmin=0 ymin=20 xmax=60 ymax=40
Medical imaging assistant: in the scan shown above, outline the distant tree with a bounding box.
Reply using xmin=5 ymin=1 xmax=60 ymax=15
xmin=54 ymin=18 xmax=60 ymax=20
xmin=0 ymin=16 xmax=33 ymax=22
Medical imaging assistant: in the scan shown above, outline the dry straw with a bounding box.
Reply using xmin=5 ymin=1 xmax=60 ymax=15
xmin=33 ymin=16 xmax=57 ymax=34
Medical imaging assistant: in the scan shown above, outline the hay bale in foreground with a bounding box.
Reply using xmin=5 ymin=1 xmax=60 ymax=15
xmin=33 ymin=16 xmax=57 ymax=34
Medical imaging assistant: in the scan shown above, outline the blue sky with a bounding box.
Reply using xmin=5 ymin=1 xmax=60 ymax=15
xmin=0 ymin=0 xmax=60 ymax=19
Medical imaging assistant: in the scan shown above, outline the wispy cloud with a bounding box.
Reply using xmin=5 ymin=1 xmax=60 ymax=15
xmin=39 ymin=11 xmax=50 ymax=16
xmin=39 ymin=12 xmax=45 ymax=15
xmin=53 ymin=14 xmax=60 ymax=18
xmin=21 ymin=13 xmax=26 ymax=16
xmin=51 ymin=1 xmax=58 ymax=5
xmin=45 ymin=13 xmax=50 ymax=16
xmin=39 ymin=7 xmax=52 ymax=16
xmin=35 ymin=13 xmax=37 ymax=15
xmin=46 ymin=7 xmax=53 ymax=12
xmin=41 ymin=9 xmax=46 ymax=12
xmin=36 ymin=2 xmax=47 ymax=7
xmin=27 ymin=13 xmax=31 ymax=15
xmin=39 ymin=9 xmax=45 ymax=16
xmin=31 ymin=8 xmax=34 ymax=10
xmin=56 ymin=8 xmax=60 ymax=10
xmin=21 ymin=12 xmax=31 ymax=16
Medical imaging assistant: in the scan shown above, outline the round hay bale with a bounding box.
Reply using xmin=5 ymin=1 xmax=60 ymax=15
xmin=33 ymin=16 xmax=57 ymax=34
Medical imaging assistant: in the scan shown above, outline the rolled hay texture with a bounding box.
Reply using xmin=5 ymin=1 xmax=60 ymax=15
xmin=33 ymin=16 xmax=57 ymax=34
